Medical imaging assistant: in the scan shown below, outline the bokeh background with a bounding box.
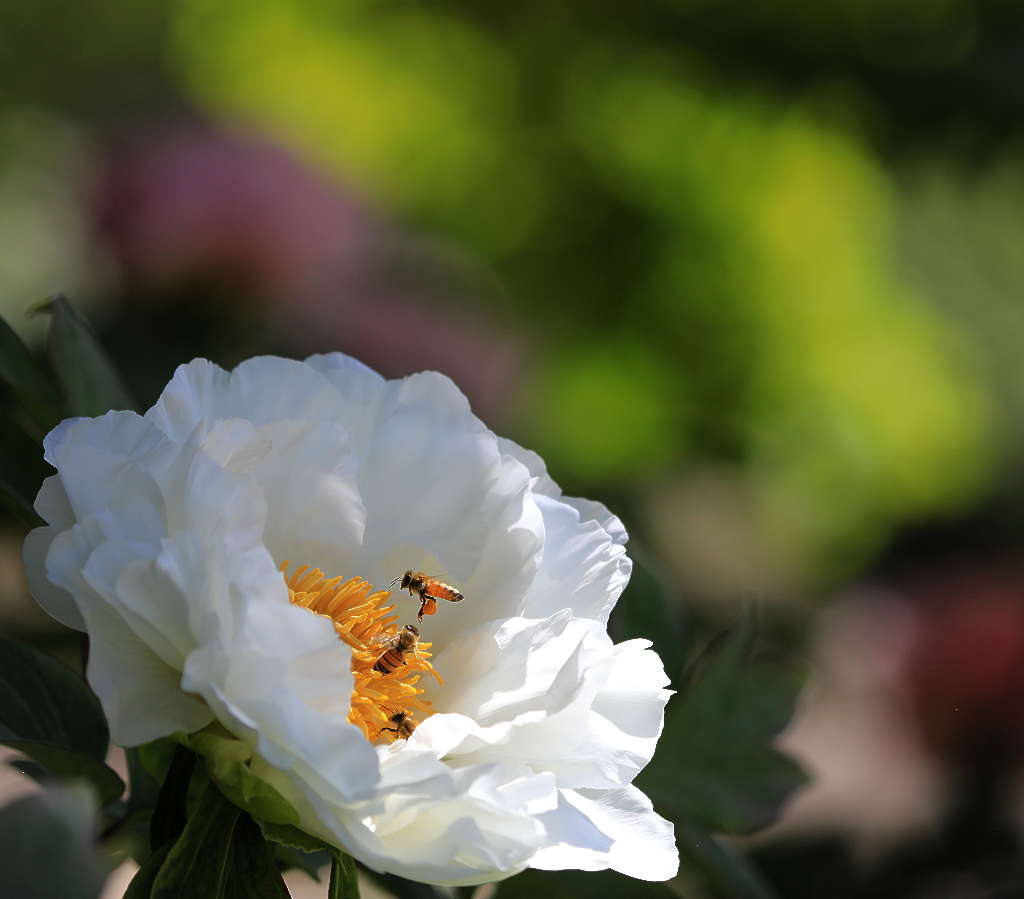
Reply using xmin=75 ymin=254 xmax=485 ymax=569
xmin=2 ymin=1 xmax=1024 ymax=897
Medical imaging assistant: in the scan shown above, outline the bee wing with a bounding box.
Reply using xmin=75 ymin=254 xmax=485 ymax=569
xmin=371 ymin=633 xmax=399 ymax=648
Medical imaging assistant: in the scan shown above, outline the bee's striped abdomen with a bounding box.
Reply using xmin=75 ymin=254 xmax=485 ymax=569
xmin=374 ymin=648 xmax=405 ymax=675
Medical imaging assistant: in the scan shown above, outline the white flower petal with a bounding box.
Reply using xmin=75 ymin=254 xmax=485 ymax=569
xmin=520 ymin=495 xmax=630 ymax=625
xmin=497 ymin=436 xmax=629 ymax=546
xmin=145 ymin=357 xmax=346 ymax=443
xmin=23 ymin=526 xmax=83 ymax=630
xmin=532 ymin=786 xmax=678 ymax=881
xmin=431 ymin=614 xmax=671 ymax=790
xmin=45 ymin=524 xmax=212 ymax=744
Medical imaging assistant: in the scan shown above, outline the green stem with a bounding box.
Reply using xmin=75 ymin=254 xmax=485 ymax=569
xmin=329 ymin=851 xmax=360 ymax=899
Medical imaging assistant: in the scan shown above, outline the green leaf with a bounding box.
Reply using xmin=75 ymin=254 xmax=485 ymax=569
xmin=0 ymin=312 xmax=61 ymax=432
xmin=675 ymin=812 xmax=777 ymax=899
xmin=0 ymin=418 xmax=49 ymax=526
xmin=0 ymin=781 xmax=106 ymax=899
xmin=261 ymin=820 xmax=333 ymax=854
xmin=150 ymin=744 xmax=196 ymax=852
xmin=187 ymin=729 xmax=301 ymax=826
xmin=0 ymin=636 xmax=108 ymax=758
xmin=43 ymin=294 xmax=137 ymax=416
xmin=0 ymin=636 xmax=124 ymax=803
xmin=328 ymin=851 xmax=360 ymax=899
xmin=638 ymin=614 xmax=807 ymax=836
xmin=2 ymin=739 xmax=125 ymax=805
xmin=497 ymin=869 xmax=677 ymax=899
xmin=123 ymin=843 xmax=172 ymax=899
xmin=150 ymin=781 xmax=291 ymax=899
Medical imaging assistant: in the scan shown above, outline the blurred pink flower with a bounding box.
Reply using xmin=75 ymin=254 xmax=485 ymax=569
xmin=94 ymin=124 xmax=376 ymax=298
xmin=92 ymin=124 xmax=525 ymax=421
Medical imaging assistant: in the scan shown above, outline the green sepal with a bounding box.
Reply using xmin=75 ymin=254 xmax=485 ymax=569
xmin=185 ymin=729 xmax=301 ymax=827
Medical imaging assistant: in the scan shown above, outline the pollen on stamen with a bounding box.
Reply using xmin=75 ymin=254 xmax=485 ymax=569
xmin=281 ymin=561 xmax=441 ymax=743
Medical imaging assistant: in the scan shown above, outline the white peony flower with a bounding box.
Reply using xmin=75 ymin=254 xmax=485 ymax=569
xmin=23 ymin=354 xmax=678 ymax=886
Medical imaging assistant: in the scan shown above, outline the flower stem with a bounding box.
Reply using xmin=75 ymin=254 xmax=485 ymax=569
xmin=329 ymin=851 xmax=360 ymax=899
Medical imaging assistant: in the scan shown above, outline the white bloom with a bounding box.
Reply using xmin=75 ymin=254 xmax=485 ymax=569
xmin=23 ymin=354 xmax=678 ymax=886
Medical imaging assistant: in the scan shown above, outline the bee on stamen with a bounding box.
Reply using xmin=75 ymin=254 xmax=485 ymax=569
xmin=379 ymin=709 xmax=416 ymax=741
xmin=388 ymin=570 xmax=464 ymax=622
xmin=372 ymin=624 xmax=422 ymax=675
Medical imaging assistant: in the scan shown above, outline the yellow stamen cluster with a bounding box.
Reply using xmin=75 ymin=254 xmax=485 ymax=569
xmin=282 ymin=562 xmax=440 ymax=743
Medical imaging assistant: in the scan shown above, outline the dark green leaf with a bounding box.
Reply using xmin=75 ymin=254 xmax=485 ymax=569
xmin=0 ymin=636 xmax=123 ymax=802
xmin=639 ymin=614 xmax=807 ymax=835
xmin=126 ymin=747 xmax=161 ymax=819
xmin=0 ymin=782 xmax=106 ymax=899
xmin=0 ymin=312 xmax=61 ymax=432
xmin=328 ymin=851 xmax=359 ymax=899
xmin=150 ymin=744 xmax=195 ymax=852
xmin=675 ymin=812 xmax=777 ymax=899
xmin=0 ymin=418 xmax=49 ymax=525
xmin=150 ymin=781 xmax=291 ymax=899
xmin=43 ymin=294 xmax=137 ymax=416
xmin=497 ymin=869 xmax=677 ymax=899
xmin=2 ymin=739 xmax=125 ymax=805
xmin=123 ymin=843 xmax=172 ymax=899
xmin=0 ymin=635 xmax=108 ymax=759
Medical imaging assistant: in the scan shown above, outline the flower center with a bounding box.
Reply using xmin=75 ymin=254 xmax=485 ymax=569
xmin=281 ymin=562 xmax=441 ymax=743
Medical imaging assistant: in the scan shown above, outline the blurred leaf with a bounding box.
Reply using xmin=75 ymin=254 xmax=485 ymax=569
xmin=639 ymin=615 xmax=806 ymax=835
xmin=188 ymin=729 xmax=301 ymax=826
xmin=0 ymin=781 xmax=106 ymax=899
xmin=497 ymin=869 xmax=677 ymax=899
xmin=149 ymin=744 xmax=195 ymax=853
xmin=149 ymin=781 xmax=290 ymax=899
xmin=610 ymin=546 xmax=690 ymax=685
xmin=0 ymin=312 xmax=61 ymax=432
xmin=675 ymin=813 xmax=777 ymax=899
xmin=2 ymin=739 xmax=124 ymax=805
xmin=42 ymin=294 xmax=136 ymax=416
xmin=0 ymin=636 xmax=124 ymax=803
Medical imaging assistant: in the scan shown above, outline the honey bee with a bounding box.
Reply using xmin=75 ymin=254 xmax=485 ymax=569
xmin=379 ymin=709 xmax=416 ymax=741
xmin=388 ymin=570 xmax=464 ymax=622
xmin=372 ymin=624 xmax=421 ymax=675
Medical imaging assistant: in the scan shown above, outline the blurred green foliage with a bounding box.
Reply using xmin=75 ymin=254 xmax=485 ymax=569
xmin=154 ymin=0 xmax=1004 ymax=592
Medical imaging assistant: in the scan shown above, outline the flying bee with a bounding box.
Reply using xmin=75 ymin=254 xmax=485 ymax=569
xmin=379 ymin=709 xmax=416 ymax=741
xmin=372 ymin=624 xmax=421 ymax=675
xmin=388 ymin=570 xmax=464 ymax=622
